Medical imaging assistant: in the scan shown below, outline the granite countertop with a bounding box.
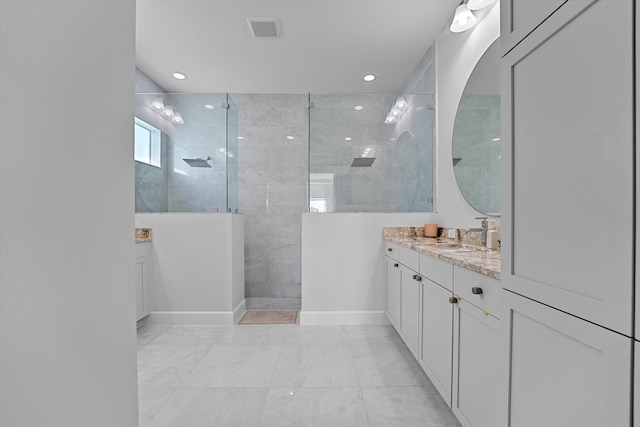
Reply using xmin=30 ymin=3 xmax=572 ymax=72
xmin=383 ymin=227 xmax=500 ymax=280
xmin=135 ymin=228 xmax=152 ymax=243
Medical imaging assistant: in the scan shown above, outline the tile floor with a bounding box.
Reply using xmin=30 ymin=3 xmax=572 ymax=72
xmin=137 ymin=323 xmax=461 ymax=427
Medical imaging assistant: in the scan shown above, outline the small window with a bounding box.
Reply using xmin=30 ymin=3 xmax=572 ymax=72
xmin=134 ymin=118 xmax=161 ymax=167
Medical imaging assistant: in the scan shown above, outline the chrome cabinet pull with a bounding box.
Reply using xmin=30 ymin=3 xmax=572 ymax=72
xmin=394 ymin=263 xmax=399 ymax=267
xmin=471 ymin=287 xmax=483 ymax=295
xmin=449 ymin=297 xmax=458 ymax=304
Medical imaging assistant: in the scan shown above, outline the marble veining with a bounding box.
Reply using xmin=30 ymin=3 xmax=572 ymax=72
xmin=383 ymin=227 xmax=500 ymax=280
xmin=136 ymin=228 xmax=152 ymax=243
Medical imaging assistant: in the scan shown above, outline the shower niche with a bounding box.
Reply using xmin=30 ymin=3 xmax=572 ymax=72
xmin=134 ymin=92 xmax=239 ymax=213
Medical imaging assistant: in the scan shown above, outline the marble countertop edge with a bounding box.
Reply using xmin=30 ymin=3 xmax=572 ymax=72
xmin=383 ymin=233 xmax=501 ymax=280
xmin=135 ymin=228 xmax=152 ymax=243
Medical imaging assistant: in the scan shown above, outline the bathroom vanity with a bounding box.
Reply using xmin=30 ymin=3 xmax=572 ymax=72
xmin=135 ymin=228 xmax=152 ymax=321
xmin=383 ymin=227 xmax=502 ymax=427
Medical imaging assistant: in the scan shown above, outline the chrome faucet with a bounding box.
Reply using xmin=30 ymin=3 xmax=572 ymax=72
xmin=466 ymin=217 xmax=488 ymax=248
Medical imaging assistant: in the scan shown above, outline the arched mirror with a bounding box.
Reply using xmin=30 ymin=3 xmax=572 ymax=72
xmin=452 ymin=38 xmax=500 ymax=216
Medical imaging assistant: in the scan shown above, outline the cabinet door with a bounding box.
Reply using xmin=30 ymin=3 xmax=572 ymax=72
xmin=500 ymin=0 xmax=595 ymax=54
xmin=400 ymin=266 xmax=420 ymax=357
xmin=501 ymin=0 xmax=633 ymax=336
xmin=385 ymin=257 xmax=401 ymax=329
xmin=420 ymin=279 xmax=453 ymax=406
xmin=452 ymin=299 xmax=503 ymax=427
xmin=503 ymin=290 xmax=631 ymax=427
xmin=135 ymin=255 xmax=147 ymax=321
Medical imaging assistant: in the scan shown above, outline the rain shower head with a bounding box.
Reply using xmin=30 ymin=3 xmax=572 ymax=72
xmin=351 ymin=157 xmax=376 ymax=167
xmin=183 ymin=156 xmax=212 ymax=168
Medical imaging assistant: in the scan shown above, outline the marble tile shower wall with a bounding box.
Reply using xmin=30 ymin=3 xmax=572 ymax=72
xmin=231 ymin=94 xmax=309 ymax=300
xmin=167 ymin=93 xmax=229 ymax=213
xmin=309 ymin=93 xmax=433 ymax=212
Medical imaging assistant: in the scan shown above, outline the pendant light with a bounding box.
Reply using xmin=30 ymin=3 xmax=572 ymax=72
xmin=467 ymin=0 xmax=498 ymax=10
xmin=450 ymin=2 xmax=477 ymax=33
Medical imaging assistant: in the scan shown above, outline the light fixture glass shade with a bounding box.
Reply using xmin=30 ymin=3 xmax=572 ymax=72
xmin=395 ymin=96 xmax=408 ymax=110
xmin=162 ymin=105 xmax=175 ymax=118
xmin=171 ymin=112 xmax=184 ymax=124
xmin=151 ymin=97 xmax=165 ymax=110
xmin=450 ymin=4 xmax=477 ymax=33
xmin=467 ymin=0 xmax=497 ymax=10
xmin=385 ymin=115 xmax=398 ymax=124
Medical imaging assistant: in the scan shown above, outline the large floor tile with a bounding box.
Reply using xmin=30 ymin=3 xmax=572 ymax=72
xmin=217 ymin=324 xmax=288 ymax=345
xmin=147 ymin=387 xmax=267 ymax=427
xmin=137 ymin=324 xmax=171 ymax=346
xmin=259 ymin=387 xmax=369 ymax=427
xmin=346 ymin=325 xmax=404 ymax=345
xmin=150 ymin=325 xmax=231 ymax=345
xmin=183 ymin=344 xmax=281 ymax=387
xmin=362 ymin=386 xmax=461 ymax=427
xmin=138 ymin=344 xmax=210 ymax=387
xmin=351 ymin=343 xmax=429 ymax=386
xmin=138 ymin=387 xmax=177 ymax=427
xmin=270 ymin=344 xmax=360 ymax=387
xmin=283 ymin=325 xmax=349 ymax=345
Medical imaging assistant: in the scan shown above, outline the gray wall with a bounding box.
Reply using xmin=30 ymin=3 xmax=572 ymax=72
xmin=232 ymin=94 xmax=309 ymax=300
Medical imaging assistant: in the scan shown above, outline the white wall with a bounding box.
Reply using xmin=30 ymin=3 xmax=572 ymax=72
xmin=135 ymin=213 xmax=245 ymax=324
xmin=435 ymin=3 xmax=500 ymax=228
xmin=0 ymin=1 xmax=138 ymax=426
xmin=301 ymin=213 xmax=438 ymax=324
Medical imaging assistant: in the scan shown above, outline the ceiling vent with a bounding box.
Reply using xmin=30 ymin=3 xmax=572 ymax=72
xmin=247 ymin=18 xmax=281 ymax=38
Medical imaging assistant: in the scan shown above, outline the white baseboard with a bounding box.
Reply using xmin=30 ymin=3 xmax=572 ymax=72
xmin=299 ymin=310 xmax=389 ymax=325
xmin=147 ymin=311 xmax=235 ymax=325
xmin=233 ymin=299 xmax=247 ymax=324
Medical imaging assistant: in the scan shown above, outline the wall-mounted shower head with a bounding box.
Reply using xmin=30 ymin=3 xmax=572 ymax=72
xmin=183 ymin=156 xmax=213 ymax=168
xmin=351 ymin=157 xmax=376 ymax=167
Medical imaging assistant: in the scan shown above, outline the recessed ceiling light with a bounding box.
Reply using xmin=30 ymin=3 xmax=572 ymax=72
xmin=354 ymin=105 xmax=363 ymax=111
xmin=172 ymin=71 xmax=187 ymax=80
xmin=345 ymin=137 xmax=352 ymax=141
xmin=286 ymin=135 xmax=295 ymax=140
xmin=204 ymin=104 xmax=214 ymax=110
xmin=237 ymin=136 xmax=244 ymax=140
xmin=363 ymin=74 xmax=376 ymax=82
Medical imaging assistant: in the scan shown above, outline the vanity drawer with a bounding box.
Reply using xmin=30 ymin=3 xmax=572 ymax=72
xmin=454 ymin=266 xmax=501 ymax=317
xmin=384 ymin=241 xmax=400 ymax=261
xmin=419 ymin=253 xmax=453 ymax=291
xmin=398 ymin=245 xmax=420 ymax=272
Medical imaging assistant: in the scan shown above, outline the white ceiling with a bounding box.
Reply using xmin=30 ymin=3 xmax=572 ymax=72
xmin=136 ymin=0 xmax=458 ymax=94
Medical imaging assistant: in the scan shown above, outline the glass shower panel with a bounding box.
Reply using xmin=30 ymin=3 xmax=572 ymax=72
xmin=227 ymin=94 xmax=239 ymax=212
xmin=134 ymin=93 xmax=229 ymax=212
xmin=309 ymin=93 xmax=434 ymax=212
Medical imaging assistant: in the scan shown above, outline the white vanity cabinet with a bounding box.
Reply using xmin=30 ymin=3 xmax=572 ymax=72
xmin=135 ymin=241 xmax=151 ymax=321
xmin=503 ymin=290 xmax=631 ymax=427
xmin=384 ymin=240 xmax=421 ymax=357
xmin=400 ymin=265 xmax=421 ymax=358
xmin=385 ymin=256 xmax=401 ymax=330
xmin=420 ymin=276 xmax=453 ymax=406
xmin=501 ymin=0 xmax=634 ymax=336
xmin=452 ymin=267 xmax=503 ymax=427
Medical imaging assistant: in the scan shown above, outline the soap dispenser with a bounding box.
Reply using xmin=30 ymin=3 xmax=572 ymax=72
xmin=486 ymin=220 xmax=499 ymax=250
